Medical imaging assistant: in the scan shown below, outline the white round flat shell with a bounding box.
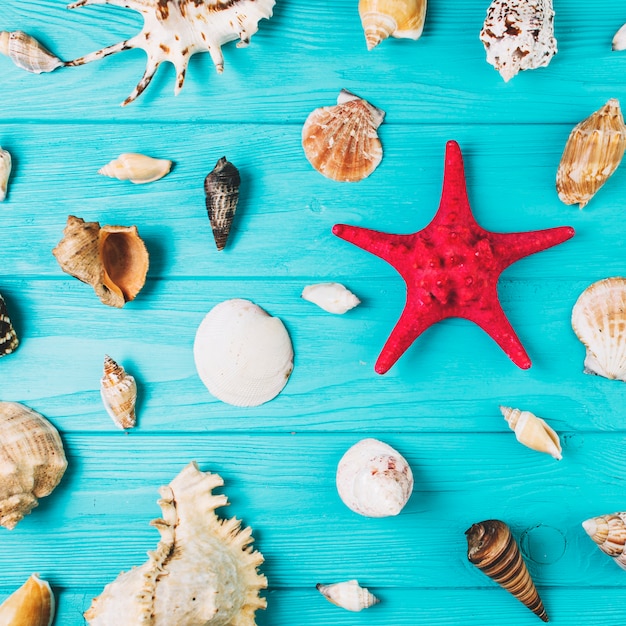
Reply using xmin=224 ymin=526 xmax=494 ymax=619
xmin=194 ymin=299 xmax=294 ymax=407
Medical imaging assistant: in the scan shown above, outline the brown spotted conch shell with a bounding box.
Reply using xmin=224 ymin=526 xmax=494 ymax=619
xmin=582 ymin=512 xmax=626 ymax=569
xmin=316 ymin=580 xmax=380 ymax=612
xmin=0 ymin=31 xmax=64 ymax=74
xmin=101 ymin=355 xmax=138 ymax=430
xmin=0 ymin=402 xmax=67 ymax=530
xmin=0 ymin=146 xmax=11 ymax=201
xmin=0 ymin=292 xmax=19 ymax=358
xmin=98 ymin=153 xmax=172 ymax=184
xmin=0 ymin=574 xmax=55 ymax=626
xmin=499 ymin=405 xmax=562 ymax=460
xmin=466 ymin=519 xmax=548 ymax=622
xmin=359 ymin=0 xmax=427 ymax=50
xmin=84 ymin=461 xmax=267 ymax=625
xmin=52 ymin=215 xmax=149 ymax=308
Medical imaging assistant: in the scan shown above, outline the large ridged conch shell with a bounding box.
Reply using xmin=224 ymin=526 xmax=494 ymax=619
xmin=556 ymin=99 xmax=626 ymax=209
xmin=194 ymin=299 xmax=294 ymax=407
xmin=479 ymin=0 xmax=557 ymax=82
xmin=98 ymin=153 xmax=172 ymax=184
xmin=302 ymin=90 xmax=385 ymax=183
xmin=359 ymin=0 xmax=427 ymax=50
xmin=499 ymin=406 xmax=562 ymax=460
xmin=101 ymin=355 xmax=138 ymax=430
xmin=316 ymin=580 xmax=380 ymax=612
xmin=52 ymin=215 xmax=149 ymax=308
xmin=613 ymin=24 xmax=626 ymax=51
xmin=582 ymin=512 xmax=626 ymax=569
xmin=204 ymin=157 xmax=241 ymax=251
xmin=571 ymin=277 xmax=626 ymax=381
xmin=67 ymin=0 xmax=275 ymax=106
xmin=466 ymin=519 xmax=548 ymax=622
xmin=84 ymin=461 xmax=267 ymax=625
xmin=0 ymin=402 xmax=67 ymax=530
xmin=0 ymin=146 xmax=11 ymax=201
xmin=0 ymin=293 xmax=19 ymax=358
xmin=0 ymin=31 xmax=64 ymax=74
xmin=301 ymin=282 xmax=361 ymax=314
xmin=0 ymin=574 xmax=55 ymax=626
xmin=336 ymin=438 xmax=413 ymax=518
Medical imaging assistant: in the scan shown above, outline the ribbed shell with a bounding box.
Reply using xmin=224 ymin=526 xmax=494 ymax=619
xmin=0 ymin=31 xmax=64 ymax=74
xmin=571 ymin=277 xmax=626 ymax=381
xmin=100 ymin=355 xmax=137 ymax=430
xmin=0 ymin=402 xmax=67 ymax=530
xmin=98 ymin=153 xmax=172 ymax=184
xmin=582 ymin=512 xmax=626 ymax=569
xmin=301 ymin=282 xmax=361 ymax=314
xmin=0 ymin=574 xmax=55 ymax=626
xmin=0 ymin=146 xmax=11 ymax=201
xmin=0 ymin=292 xmax=19 ymax=358
xmin=358 ymin=0 xmax=427 ymax=50
xmin=499 ymin=405 xmax=562 ymax=460
xmin=316 ymin=580 xmax=380 ymax=612
xmin=466 ymin=520 xmax=548 ymax=622
xmin=302 ymin=90 xmax=385 ymax=182
xmin=204 ymin=157 xmax=241 ymax=251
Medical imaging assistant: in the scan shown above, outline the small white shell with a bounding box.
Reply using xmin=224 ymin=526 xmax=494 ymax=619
xmin=98 ymin=153 xmax=172 ymax=184
xmin=100 ymin=355 xmax=137 ymax=430
xmin=0 ymin=147 xmax=11 ymax=202
xmin=499 ymin=406 xmax=562 ymax=460
xmin=301 ymin=283 xmax=360 ymax=314
xmin=193 ymin=299 xmax=294 ymax=407
xmin=613 ymin=24 xmax=626 ymax=51
xmin=0 ymin=31 xmax=64 ymax=74
xmin=336 ymin=438 xmax=413 ymax=518
xmin=316 ymin=580 xmax=380 ymax=612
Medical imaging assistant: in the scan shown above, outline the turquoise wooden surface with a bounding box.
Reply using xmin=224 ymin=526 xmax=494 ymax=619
xmin=1 ymin=0 xmax=626 ymax=624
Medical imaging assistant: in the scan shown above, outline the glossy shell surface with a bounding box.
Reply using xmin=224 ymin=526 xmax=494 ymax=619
xmin=0 ymin=574 xmax=55 ymax=626
xmin=204 ymin=157 xmax=241 ymax=251
xmin=500 ymin=405 xmax=562 ymax=460
xmin=98 ymin=153 xmax=172 ymax=184
xmin=582 ymin=512 xmax=626 ymax=569
xmin=358 ymin=0 xmax=427 ymax=50
xmin=316 ymin=580 xmax=380 ymax=612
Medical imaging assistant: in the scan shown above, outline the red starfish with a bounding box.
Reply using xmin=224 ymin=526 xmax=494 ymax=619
xmin=333 ymin=141 xmax=575 ymax=374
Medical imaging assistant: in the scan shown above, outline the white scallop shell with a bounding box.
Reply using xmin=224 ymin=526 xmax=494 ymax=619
xmin=301 ymin=283 xmax=361 ymax=314
xmin=98 ymin=153 xmax=172 ymax=184
xmin=194 ymin=299 xmax=294 ymax=407
xmin=316 ymin=580 xmax=380 ymax=612
xmin=336 ymin=438 xmax=413 ymax=518
xmin=0 ymin=147 xmax=11 ymax=202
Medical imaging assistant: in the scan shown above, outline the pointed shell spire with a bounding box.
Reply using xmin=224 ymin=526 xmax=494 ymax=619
xmin=0 ymin=31 xmax=64 ymax=74
xmin=98 ymin=153 xmax=172 ymax=184
xmin=0 ymin=147 xmax=11 ymax=202
xmin=499 ymin=406 xmax=562 ymax=460
xmin=582 ymin=512 xmax=626 ymax=569
xmin=0 ymin=574 xmax=55 ymax=626
xmin=316 ymin=580 xmax=380 ymax=612
xmin=358 ymin=0 xmax=427 ymax=50
xmin=204 ymin=157 xmax=241 ymax=251
xmin=0 ymin=293 xmax=19 ymax=358
xmin=100 ymin=355 xmax=138 ymax=430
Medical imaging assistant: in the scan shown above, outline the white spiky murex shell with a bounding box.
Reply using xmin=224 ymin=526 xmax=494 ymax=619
xmin=66 ymin=0 xmax=276 ymax=106
xmin=301 ymin=283 xmax=361 ymax=314
xmin=358 ymin=0 xmax=427 ymax=50
xmin=0 ymin=574 xmax=55 ymax=626
xmin=499 ymin=406 xmax=562 ymax=460
xmin=0 ymin=292 xmax=19 ymax=358
xmin=84 ymin=462 xmax=267 ymax=625
xmin=100 ymin=355 xmax=138 ymax=430
xmin=582 ymin=512 xmax=626 ymax=569
xmin=613 ymin=24 xmax=626 ymax=51
xmin=0 ymin=31 xmax=64 ymax=74
xmin=98 ymin=153 xmax=172 ymax=184
xmin=0 ymin=402 xmax=67 ymax=530
xmin=0 ymin=147 xmax=11 ymax=202
xmin=571 ymin=277 xmax=626 ymax=381
xmin=316 ymin=580 xmax=380 ymax=612
xmin=336 ymin=438 xmax=413 ymax=518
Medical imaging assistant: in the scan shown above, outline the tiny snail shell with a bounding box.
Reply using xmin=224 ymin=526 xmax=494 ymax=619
xmin=316 ymin=580 xmax=380 ymax=612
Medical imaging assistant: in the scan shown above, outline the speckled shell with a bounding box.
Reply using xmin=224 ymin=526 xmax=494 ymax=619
xmin=302 ymin=90 xmax=385 ymax=183
xmin=52 ymin=215 xmax=149 ymax=308
xmin=466 ymin=520 xmax=548 ymax=622
xmin=100 ymin=355 xmax=137 ymax=430
xmin=479 ymin=0 xmax=557 ymax=82
xmin=0 ymin=574 xmax=55 ymax=626
xmin=0 ymin=31 xmax=64 ymax=74
xmin=358 ymin=0 xmax=427 ymax=50
xmin=98 ymin=153 xmax=172 ymax=184
xmin=0 ymin=293 xmax=19 ymax=358
xmin=67 ymin=0 xmax=275 ymax=105
xmin=316 ymin=580 xmax=380 ymax=612
xmin=194 ymin=299 xmax=294 ymax=407
xmin=613 ymin=24 xmax=626 ymax=51
xmin=0 ymin=146 xmax=11 ymax=202
xmin=84 ymin=462 xmax=267 ymax=625
xmin=499 ymin=406 xmax=562 ymax=460
xmin=336 ymin=438 xmax=413 ymax=518
xmin=0 ymin=402 xmax=67 ymax=530
xmin=556 ymin=99 xmax=626 ymax=208
xmin=301 ymin=283 xmax=361 ymax=314
xmin=582 ymin=512 xmax=626 ymax=569
xmin=571 ymin=277 xmax=626 ymax=381
xmin=204 ymin=157 xmax=241 ymax=251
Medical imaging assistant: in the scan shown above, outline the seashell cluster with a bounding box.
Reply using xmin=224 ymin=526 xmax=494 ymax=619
xmin=194 ymin=299 xmax=294 ymax=407
xmin=571 ymin=277 xmax=626 ymax=381
xmin=301 ymin=282 xmax=361 ymax=314
xmin=0 ymin=293 xmax=19 ymax=358
xmin=0 ymin=574 xmax=55 ymax=626
xmin=302 ymin=90 xmax=385 ymax=183
xmin=84 ymin=462 xmax=267 ymax=625
xmin=0 ymin=146 xmax=11 ymax=201
xmin=100 ymin=355 xmax=138 ymax=430
xmin=359 ymin=0 xmax=427 ymax=50
xmin=67 ymin=0 xmax=276 ymax=105
xmin=500 ymin=406 xmax=562 ymax=460
xmin=479 ymin=0 xmax=557 ymax=82
xmin=316 ymin=580 xmax=380 ymax=612
xmin=613 ymin=24 xmax=626 ymax=51
xmin=0 ymin=402 xmax=67 ymax=530
xmin=204 ymin=157 xmax=241 ymax=251
xmin=53 ymin=215 xmax=149 ymax=308
xmin=582 ymin=512 xmax=626 ymax=569
xmin=336 ymin=438 xmax=413 ymax=518
xmin=98 ymin=153 xmax=172 ymax=184
xmin=556 ymin=99 xmax=626 ymax=208
xmin=0 ymin=31 xmax=64 ymax=74
xmin=466 ymin=519 xmax=548 ymax=622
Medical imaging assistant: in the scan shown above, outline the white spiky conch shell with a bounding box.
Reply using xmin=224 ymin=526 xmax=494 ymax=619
xmin=193 ymin=299 xmax=294 ymax=407
xmin=613 ymin=24 xmax=626 ymax=51
xmin=571 ymin=277 xmax=626 ymax=381
xmin=316 ymin=580 xmax=380 ymax=612
xmin=582 ymin=512 xmax=626 ymax=569
xmin=66 ymin=0 xmax=276 ymax=105
xmin=301 ymin=283 xmax=361 ymax=314
xmin=0 ymin=146 xmax=11 ymax=202
xmin=100 ymin=355 xmax=138 ymax=430
xmin=0 ymin=402 xmax=67 ymax=530
xmin=84 ymin=462 xmax=267 ymax=625
xmin=336 ymin=438 xmax=413 ymax=518
xmin=98 ymin=153 xmax=172 ymax=184
xmin=0 ymin=30 xmax=64 ymax=74
xmin=358 ymin=0 xmax=427 ymax=50
xmin=0 ymin=574 xmax=55 ymax=626
xmin=499 ymin=406 xmax=562 ymax=460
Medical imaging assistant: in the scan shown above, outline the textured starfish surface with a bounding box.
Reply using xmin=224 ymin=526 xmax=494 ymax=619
xmin=333 ymin=141 xmax=575 ymax=374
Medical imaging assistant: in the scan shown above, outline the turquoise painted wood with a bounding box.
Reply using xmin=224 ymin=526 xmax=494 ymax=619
xmin=1 ymin=0 xmax=626 ymax=624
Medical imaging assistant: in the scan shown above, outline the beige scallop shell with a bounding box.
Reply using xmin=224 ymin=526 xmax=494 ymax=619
xmin=316 ymin=580 xmax=380 ymax=612
xmin=193 ymin=299 xmax=294 ymax=407
xmin=571 ymin=277 xmax=626 ymax=381
xmin=100 ymin=355 xmax=137 ymax=430
xmin=582 ymin=512 xmax=626 ymax=569
xmin=98 ymin=153 xmax=172 ymax=184
xmin=0 ymin=402 xmax=67 ymax=530
xmin=302 ymin=90 xmax=385 ymax=183
xmin=359 ymin=0 xmax=427 ymax=50
xmin=499 ymin=406 xmax=562 ymax=460
xmin=0 ymin=574 xmax=55 ymax=626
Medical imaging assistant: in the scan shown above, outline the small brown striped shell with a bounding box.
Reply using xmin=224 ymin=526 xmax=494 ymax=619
xmin=204 ymin=157 xmax=241 ymax=251
xmin=582 ymin=512 xmax=626 ymax=569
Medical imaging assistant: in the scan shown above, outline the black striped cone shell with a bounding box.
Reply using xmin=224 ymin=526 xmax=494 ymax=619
xmin=466 ymin=519 xmax=548 ymax=622
xmin=204 ymin=157 xmax=240 ymax=251
xmin=0 ymin=293 xmax=18 ymax=357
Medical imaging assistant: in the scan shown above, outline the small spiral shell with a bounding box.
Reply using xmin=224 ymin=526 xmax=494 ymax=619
xmin=316 ymin=580 xmax=380 ymax=612
xmin=499 ymin=405 xmax=562 ymax=460
xmin=100 ymin=355 xmax=137 ymax=430
xmin=98 ymin=153 xmax=172 ymax=184
xmin=582 ymin=512 xmax=626 ymax=569
xmin=359 ymin=0 xmax=427 ymax=50
xmin=0 ymin=31 xmax=64 ymax=74
xmin=301 ymin=283 xmax=360 ymax=314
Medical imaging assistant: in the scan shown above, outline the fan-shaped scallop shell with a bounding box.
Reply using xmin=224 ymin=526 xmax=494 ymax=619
xmin=359 ymin=0 xmax=427 ymax=50
xmin=0 ymin=292 xmax=19 ymax=358
xmin=204 ymin=157 xmax=241 ymax=251
xmin=571 ymin=277 xmax=626 ymax=381
xmin=0 ymin=31 xmax=64 ymax=74
xmin=0 ymin=574 xmax=55 ymax=626
xmin=302 ymin=90 xmax=385 ymax=183
xmin=0 ymin=146 xmax=11 ymax=202
xmin=316 ymin=580 xmax=380 ymax=612
xmin=98 ymin=153 xmax=172 ymax=184
xmin=84 ymin=461 xmax=267 ymax=625
xmin=336 ymin=438 xmax=413 ymax=518
xmin=0 ymin=402 xmax=67 ymax=530
xmin=582 ymin=512 xmax=626 ymax=569
xmin=193 ymin=299 xmax=294 ymax=407
xmin=499 ymin=405 xmax=562 ymax=460
xmin=101 ymin=355 xmax=138 ymax=430
xmin=66 ymin=0 xmax=275 ymax=105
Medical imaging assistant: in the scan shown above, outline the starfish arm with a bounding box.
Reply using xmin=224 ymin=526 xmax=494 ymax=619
xmin=491 ymin=226 xmax=575 ymax=268
xmin=333 ymin=224 xmax=415 ymax=268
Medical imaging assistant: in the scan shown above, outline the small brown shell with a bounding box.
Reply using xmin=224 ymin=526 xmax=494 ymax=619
xmin=100 ymin=355 xmax=137 ymax=430
xmin=0 ymin=574 xmax=55 ymax=626
xmin=204 ymin=157 xmax=241 ymax=251
xmin=0 ymin=292 xmax=18 ymax=358
xmin=582 ymin=512 xmax=626 ymax=569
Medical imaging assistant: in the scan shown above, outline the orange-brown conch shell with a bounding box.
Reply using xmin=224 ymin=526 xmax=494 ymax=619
xmin=0 ymin=574 xmax=55 ymax=626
